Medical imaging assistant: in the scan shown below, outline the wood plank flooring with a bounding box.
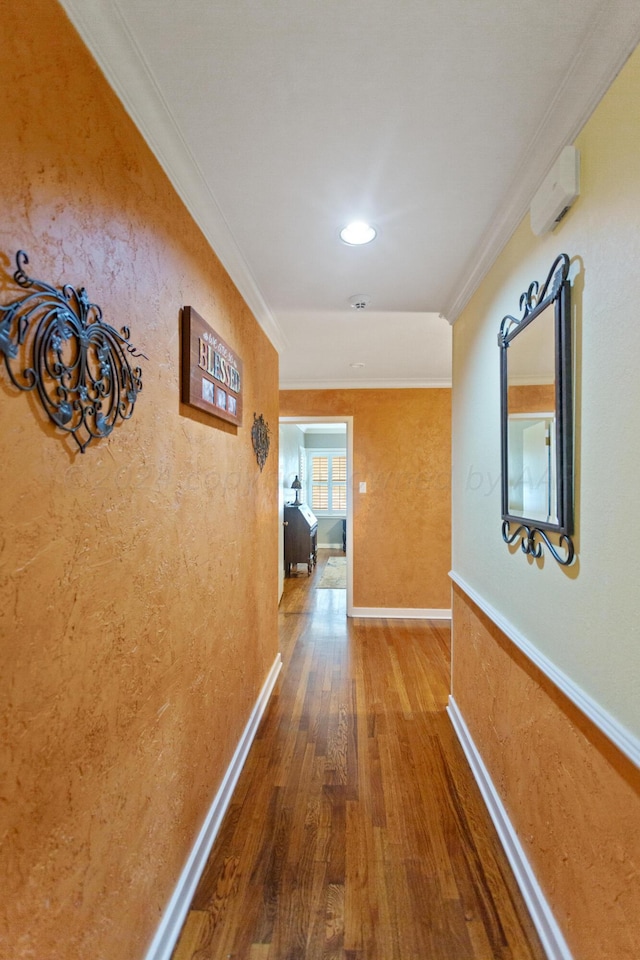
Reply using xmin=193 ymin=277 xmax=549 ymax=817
xmin=171 ymin=550 xmax=545 ymax=960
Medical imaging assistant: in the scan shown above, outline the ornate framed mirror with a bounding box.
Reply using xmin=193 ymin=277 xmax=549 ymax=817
xmin=498 ymin=253 xmax=575 ymax=565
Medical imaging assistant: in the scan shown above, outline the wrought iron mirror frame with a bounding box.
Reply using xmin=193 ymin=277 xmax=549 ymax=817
xmin=498 ymin=253 xmax=575 ymax=565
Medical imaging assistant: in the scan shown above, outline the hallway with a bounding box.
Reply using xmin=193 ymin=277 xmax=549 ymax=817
xmin=171 ymin=551 xmax=545 ymax=960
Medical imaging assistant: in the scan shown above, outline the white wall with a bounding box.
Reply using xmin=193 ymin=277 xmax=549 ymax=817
xmin=304 ymin=432 xmax=347 ymax=450
xmin=452 ymin=46 xmax=640 ymax=742
xmin=317 ymin=517 xmax=345 ymax=548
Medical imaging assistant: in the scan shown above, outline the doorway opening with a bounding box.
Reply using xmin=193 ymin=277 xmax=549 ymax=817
xmin=279 ymin=416 xmax=354 ymax=616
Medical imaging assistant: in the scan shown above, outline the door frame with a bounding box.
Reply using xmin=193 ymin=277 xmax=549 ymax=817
xmin=279 ymin=416 xmax=354 ymax=616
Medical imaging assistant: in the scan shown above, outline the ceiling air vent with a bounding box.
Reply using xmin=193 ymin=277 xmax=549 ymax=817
xmin=349 ymin=294 xmax=371 ymax=310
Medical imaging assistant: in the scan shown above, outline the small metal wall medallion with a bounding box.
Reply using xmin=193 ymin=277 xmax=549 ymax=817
xmin=251 ymin=412 xmax=270 ymax=471
xmin=0 ymin=251 xmax=147 ymax=453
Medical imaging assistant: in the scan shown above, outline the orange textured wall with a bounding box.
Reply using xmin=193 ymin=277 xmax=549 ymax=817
xmin=508 ymin=383 xmax=555 ymax=414
xmin=280 ymin=389 xmax=451 ymax=609
xmin=452 ymin=584 xmax=640 ymax=960
xmin=0 ymin=2 xmax=279 ymax=958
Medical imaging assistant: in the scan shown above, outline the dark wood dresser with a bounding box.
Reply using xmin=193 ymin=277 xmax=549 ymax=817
xmin=284 ymin=503 xmax=318 ymax=576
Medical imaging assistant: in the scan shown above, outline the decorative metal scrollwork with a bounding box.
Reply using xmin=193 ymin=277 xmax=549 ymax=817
xmin=498 ymin=253 xmax=570 ymax=346
xmin=251 ymin=412 xmax=270 ymax=471
xmin=502 ymin=520 xmax=575 ymax=567
xmin=0 ymin=251 xmax=147 ymax=453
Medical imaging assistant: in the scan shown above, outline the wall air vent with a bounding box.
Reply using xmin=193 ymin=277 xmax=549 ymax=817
xmin=530 ymin=146 xmax=580 ymax=236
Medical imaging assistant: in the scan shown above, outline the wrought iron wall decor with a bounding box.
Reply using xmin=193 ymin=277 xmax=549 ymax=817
xmin=498 ymin=253 xmax=575 ymax=566
xmin=251 ymin=412 xmax=270 ymax=471
xmin=0 ymin=251 xmax=147 ymax=453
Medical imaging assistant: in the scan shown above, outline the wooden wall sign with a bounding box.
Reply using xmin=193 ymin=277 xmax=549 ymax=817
xmin=181 ymin=306 xmax=243 ymax=426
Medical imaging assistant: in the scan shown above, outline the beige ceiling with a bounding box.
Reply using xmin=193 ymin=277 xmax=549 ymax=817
xmin=59 ymin=0 xmax=640 ymax=387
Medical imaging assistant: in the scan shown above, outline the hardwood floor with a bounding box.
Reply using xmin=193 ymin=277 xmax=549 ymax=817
xmin=171 ymin=550 xmax=545 ymax=960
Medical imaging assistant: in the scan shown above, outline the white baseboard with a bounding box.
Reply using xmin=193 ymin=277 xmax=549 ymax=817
xmin=449 ymin=571 xmax=640 ymax=769
xmin=144 ymin=652 xmax=283 ymax=960
xmin=447 ymin=696 xmax=573 ymax=960
xmin=351 ymin=607 xmax=451 ymax=620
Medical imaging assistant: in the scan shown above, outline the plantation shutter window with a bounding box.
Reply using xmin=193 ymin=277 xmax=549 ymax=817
xmin=332 ymin=456 xmax=347 ymax=511
xmin=308 ymin=451 xmax=347 ymax=515
xmin=311 ymin=455 xmax=329 ymax=511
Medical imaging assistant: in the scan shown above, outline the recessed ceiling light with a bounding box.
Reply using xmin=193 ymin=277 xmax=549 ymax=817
xmin=349 ymin=362 xmax=365 ymax=368
xmin=340 ymin=221 xmax=377 ymax=245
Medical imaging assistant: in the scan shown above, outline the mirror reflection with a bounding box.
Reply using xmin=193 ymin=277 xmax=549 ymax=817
xmin=506 ymin=303 xmax=556 ymax=524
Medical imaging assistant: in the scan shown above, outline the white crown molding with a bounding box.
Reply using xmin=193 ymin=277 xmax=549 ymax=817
xmin=56 ymin=0 xmax=640 ymax=347
xmin=442 ymin=0 xmax=640 ymax=325
xmin=144 ymin=653 xmax=282 ymax=960
xmin=450 ymin=571 xmax=640 ymax=769
xmin=279 ymin=378 xmax=452 ymax=390
xmin=57 ymin=0 xmax=287 ymax=354
xmin=351 ymin=607 xmax=451 ymax=620
xmin=447 ymin=697 xmax=574 ymax=960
